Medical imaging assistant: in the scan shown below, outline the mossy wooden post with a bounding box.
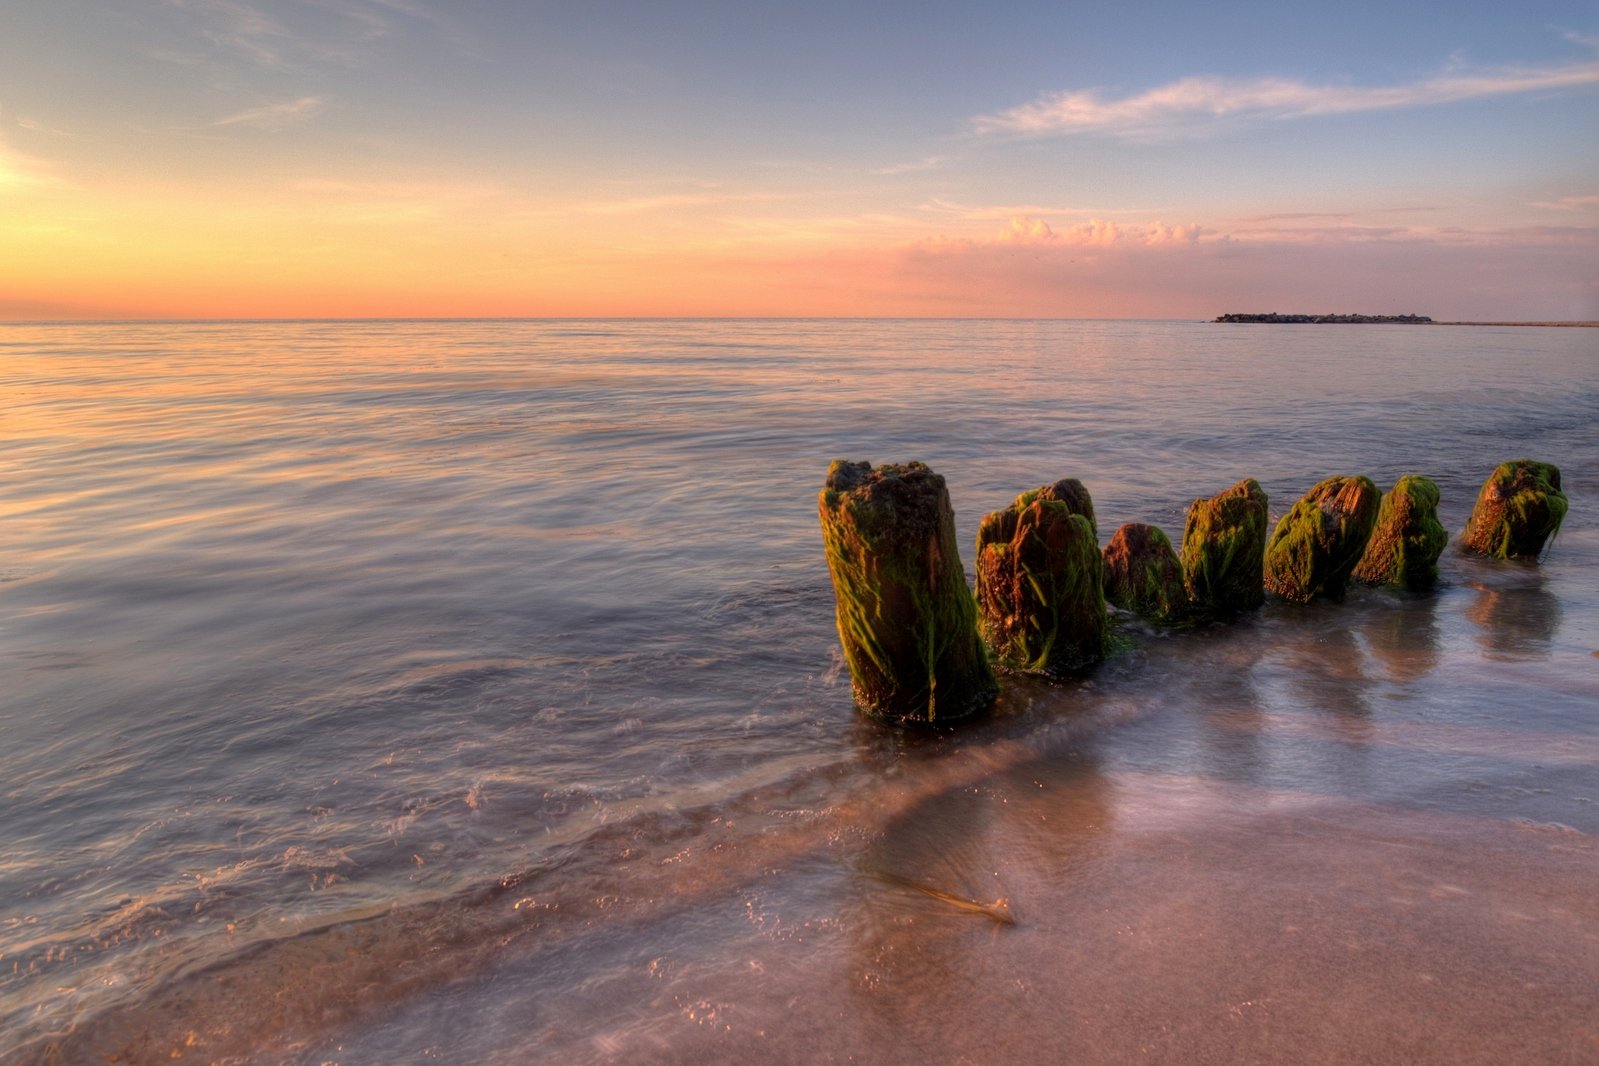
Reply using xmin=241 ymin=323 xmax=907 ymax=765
xmin=1461 ymin=459 xmax=1567 ymax=560
xmin=1263 ymin=475 xmax=1381 ymax=603
xmin=974 ymin=480 xmax=1106 ymax=675
xmin=1353 ymin=475 xmax=1448 ymax=590
xmin=818 ymin=460 xmax=998 ymax=724
xmin=1180 ymin=478 xmax=1268 ymax=614
xmin=1103 ymin=522 xmax=1188 ymax=621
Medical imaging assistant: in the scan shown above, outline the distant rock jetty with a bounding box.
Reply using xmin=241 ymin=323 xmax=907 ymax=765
xmin=1215 ymin=312 xmax=1433 ymax=324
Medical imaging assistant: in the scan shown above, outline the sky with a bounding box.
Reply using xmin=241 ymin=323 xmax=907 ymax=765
xmin=2 ymin=0 xmax=1597 ymax=320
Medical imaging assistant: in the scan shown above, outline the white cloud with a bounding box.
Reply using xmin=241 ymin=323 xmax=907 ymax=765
xmin=976 ymin=53 xmax=1599 ymax=138
xmin=210 ymin=96 xmax=327 ymax=129
xmin=998 ymin=215 xmax=1055 ymax=242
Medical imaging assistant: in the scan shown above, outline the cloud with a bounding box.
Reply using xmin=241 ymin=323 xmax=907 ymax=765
xmin=858 ymin=221 xmax=1599 ymax=320
xmin=167 ymin=0 xmax=290 ymax=67
xmin=16 ymin=117 xmax=72 ymax=137
xmin=976 ymin=52 xmax=1599 ymax=138
xmin=994 ymin=215 xmax=1202 ymax=246
xmin=921 ymin=197 xmax=1157 ymax=222
xmin=1531 ymin=194 xmax=1599 ymax=211
xmin=210 ymin=95 xmax=327 ymax=129
xmin=160 ymin=0 xmax=462 ymax=70
xmin=572 ymin=189 xmax=808 ymax=216
xmin=871 ymin=155 xmax=952 ymax=176
xmin=0 ymin=132 xmax=59 ymax=190
xmin=998 ymin=215 xmax=1055 ymax=242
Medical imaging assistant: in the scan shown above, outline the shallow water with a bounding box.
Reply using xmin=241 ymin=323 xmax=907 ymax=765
xmin=1 ymin=319 xmax=1595 ymax=1063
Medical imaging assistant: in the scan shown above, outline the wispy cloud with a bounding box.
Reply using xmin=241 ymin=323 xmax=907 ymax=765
xmin=0 ymin=127 xmax=60 ymax=190
xmin=1531 ymin=194 xmax=1599 ymax=211
xmin=166 ymin=0 xmax=291 ymax=67
xmin=575 ymin=190 xmax=807 ymax=216
xmin=920 ymin=197 xmax=1157 ymax=222
xmin=210 ymin=95 xmax=327 ymax=129
xmin=976 ymin=51 xmax=1599 ymax=139
xmin=16 ymin=117 xmax=73 ymax=137
xmin=870 ymin=155 xmax=952 ymax=176
xmin=852 ymin=220 xmax=1599 ymax=319
xmin=160 ymin=0 xmax=461 ymax=69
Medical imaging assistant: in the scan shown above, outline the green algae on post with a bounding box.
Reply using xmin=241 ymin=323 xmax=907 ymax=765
xmin=1181 ymin=478 xmax=1269 ymax=614
xmin=1264 ymin=475 xmax=1381 ymax=603
xmin=1103 ymin=522 xmax=1189 ymax=622
xmin=818 ymin=460 xmax=998 ymax=724
xmin=1461 ymin=459 xmax=1567 ymax=560
xmin=1353 ymin=475 xmax=1448 ymax=590
xmin=1015 ymin=477 xmax=1098 ymax=539
xmin=975 ymin=480 xmax=1106 ymax=675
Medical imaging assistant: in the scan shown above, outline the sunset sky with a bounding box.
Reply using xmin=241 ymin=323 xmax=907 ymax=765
xmin=3 ymin=0 xmax=1597 ymax=320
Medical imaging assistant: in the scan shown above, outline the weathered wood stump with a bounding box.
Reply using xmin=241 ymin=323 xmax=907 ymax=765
xmin=975 ymin=481 xmax=1105 ymax=675
xmin=1103 ymin=522 xmax=1188 ymax=621
xmin=1461 ymin=459 xmax=1567 ymax=560
xmin=1181 ymin=478 xmax=1269 ymax=614
xmin=818 ymin=460 xmax=998 ymax=723
xmin=1353 ymin=475 xmax=1448 ymax=589
xmin=1032 ymin=477 xmax=1097 ymax=537
xmin=1264 ymin=475 xmax=1381 ymax=602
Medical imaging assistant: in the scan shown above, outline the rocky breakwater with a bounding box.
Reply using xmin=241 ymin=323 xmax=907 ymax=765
xmin=1214 ymin=313 xmax=1432 ymax=324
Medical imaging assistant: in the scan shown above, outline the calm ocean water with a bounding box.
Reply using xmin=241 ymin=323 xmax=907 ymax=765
xmin=2 ymin=319 xmax=1596 ymax=1064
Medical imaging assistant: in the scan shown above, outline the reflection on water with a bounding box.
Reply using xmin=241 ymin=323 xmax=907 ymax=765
xmin=1464 ymin=570 xmax=1564 ymax=660
xmin=1187 ymin=625 xmax=1271 ymax=787
xmin=1354 ymin=591 xmax=1443 ymax=682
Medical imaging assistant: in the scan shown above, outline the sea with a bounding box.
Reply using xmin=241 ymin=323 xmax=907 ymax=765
xmin=2 ymin=319 xmax=1596 ymax=1064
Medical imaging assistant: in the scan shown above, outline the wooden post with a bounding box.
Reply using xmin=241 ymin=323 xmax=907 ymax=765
xmin=1461 ymin=459 xmax=1566 ymax=560
xmin=818 ymin=460 xmax=997 ymax=723
xmin=1354 ymin=475 xmax=1447 ymax=589
xmin=1181 ymin=478 xmax=1269 ymax=614
xmin=1264 ymin=475 xmax=1381 ymax=602
xmin=975 ymin=480 xmax=1106 ymax=675
xmin=1103 ymin=522 xmax=1188 ymax=621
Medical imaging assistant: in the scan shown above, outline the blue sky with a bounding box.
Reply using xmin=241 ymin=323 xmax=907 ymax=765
xmin=2 ymin=0 xmax=1596 ymax=317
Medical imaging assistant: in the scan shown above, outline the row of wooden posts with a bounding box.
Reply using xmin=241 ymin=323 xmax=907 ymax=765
xmin=818 ymin=458 xmax=1567 ymax=724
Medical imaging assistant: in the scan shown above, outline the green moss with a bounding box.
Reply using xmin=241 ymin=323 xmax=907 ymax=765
xmin=819 ymin=460 xmax=998 ymax=723
xmin=976 ymin=487 xmax=1106 ymax=676
xmin=1461 ymin=459 xmax=1567 ymax=560
xmin=1354 ymin=475 xmax=1447 ymax=590
xmin=1181 ymin=478 xmax=1268 ymax=614
xmin=1263 ymin=475 xmax=1381 ymax=603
